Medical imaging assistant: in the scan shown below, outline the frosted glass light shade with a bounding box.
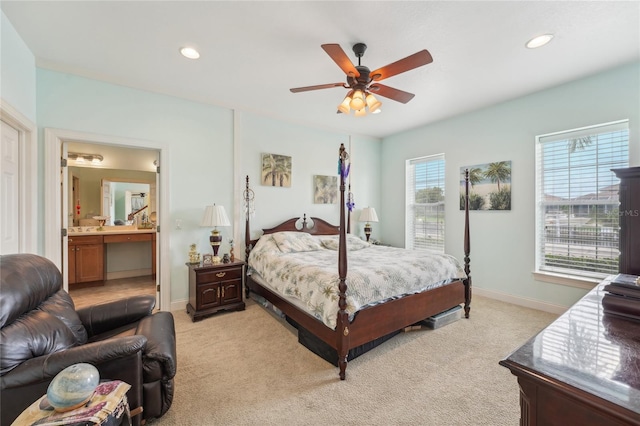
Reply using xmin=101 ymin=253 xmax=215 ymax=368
xmin=337 ymin=96 xmax=352 ymax=114
xmin=349 ymin=90 xmax=365 ymax=110
xmin=366 ymin=93 xmax=382 ymax=113
xmin=200 ymin=205 xmax=231 ymax=227
xmin=355 ymin=108 xmax=366 ymax=117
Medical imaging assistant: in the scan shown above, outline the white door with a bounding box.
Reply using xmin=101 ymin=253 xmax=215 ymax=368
xmin=101 ymin=179 xmax=113 ymax=222
xmin=154 ymin=154 xmax=160 ymax=306
xmin=61 ymin=144 xmax=70 ymax=291
xmin=1 ymin=120 xmax=20 ymax=254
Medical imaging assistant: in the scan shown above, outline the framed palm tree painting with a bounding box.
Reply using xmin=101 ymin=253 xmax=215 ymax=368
xmin=460 ymin=161 xmax=511 ymax=210
xmin=262 ymin=153 xmax=291 ymax=187
xmin=314 ymin=175 xmax=338 ymax=204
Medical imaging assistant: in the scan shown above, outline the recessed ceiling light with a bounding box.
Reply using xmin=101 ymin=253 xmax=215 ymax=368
xmin=180 ymin=47 xmax=200 ymax=59
xmin=525 ymin=34 xmax=554 ymax=49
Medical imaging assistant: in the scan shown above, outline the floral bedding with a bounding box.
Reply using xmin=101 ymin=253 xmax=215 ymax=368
xmin=248 ymin=232 xmax=467 ymax=329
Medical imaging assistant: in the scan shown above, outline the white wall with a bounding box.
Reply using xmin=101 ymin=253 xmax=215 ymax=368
xmin=381 ymin=61 xmax=640 ymax=310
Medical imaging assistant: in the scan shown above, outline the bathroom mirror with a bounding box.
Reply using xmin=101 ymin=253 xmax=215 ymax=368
xmin=68 ymin=166 xmax=155 ymax=226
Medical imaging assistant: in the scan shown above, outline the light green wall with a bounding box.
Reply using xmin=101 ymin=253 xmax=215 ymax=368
xmin=36 ymin=70 xmax=382 ymax=305
xmin=0 ymin=11 xmax=36 ymax=121
xmin=7 ymin=11 xmax=639 ymax=310
xmin=381 ymin=61 xmax=640 ymax=308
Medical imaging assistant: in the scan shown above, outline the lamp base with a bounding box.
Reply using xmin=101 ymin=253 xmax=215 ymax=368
xmin=364 ymin=223 xmax=372 ymax=242
xmin=210 ymin=229 xmax=222 ymax=261
xmin=211 ymin=255 xmax=221 ymax=264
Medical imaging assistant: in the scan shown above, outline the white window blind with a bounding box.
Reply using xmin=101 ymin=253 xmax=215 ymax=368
xmin=406 ymin=154 xmax=445 ymax=252
xmin=535 ymin=120 xmax=629 ymax=279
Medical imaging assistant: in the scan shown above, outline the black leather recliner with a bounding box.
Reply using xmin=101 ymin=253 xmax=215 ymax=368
xmin=0 ymin=253 xmax=177 ymax=425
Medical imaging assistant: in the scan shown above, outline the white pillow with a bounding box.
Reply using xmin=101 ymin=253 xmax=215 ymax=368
xmin=271 ymin=231 xmax=323 ymax=253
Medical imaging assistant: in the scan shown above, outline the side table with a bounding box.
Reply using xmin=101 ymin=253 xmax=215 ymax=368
xmin=12 ymin=380 xmax=131 ymax=426
xmin=186 ymin=260 xmax=245 ymax=321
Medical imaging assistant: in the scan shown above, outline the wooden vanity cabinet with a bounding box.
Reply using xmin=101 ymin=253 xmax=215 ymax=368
xmin=68 ymin=235 xmax=104 ymax=284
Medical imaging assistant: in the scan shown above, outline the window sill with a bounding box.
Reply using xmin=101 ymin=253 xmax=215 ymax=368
xmin=532 ymin=271 xmax=601 ymax=290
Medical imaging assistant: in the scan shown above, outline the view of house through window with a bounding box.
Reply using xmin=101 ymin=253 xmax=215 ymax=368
xmin=406 ymin=154 xmax=445 ymax=252
xmin=535 ymin=120 xmax=629 ymax=279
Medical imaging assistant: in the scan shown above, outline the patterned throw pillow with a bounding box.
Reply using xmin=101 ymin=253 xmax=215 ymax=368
xmin=271 ymin=231 xmax=323 ymax=253
xmin=319 ymin=234 xmax=370 ymax=251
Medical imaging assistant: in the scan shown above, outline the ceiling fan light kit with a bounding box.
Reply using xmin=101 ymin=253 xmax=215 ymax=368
xmin=290 ymin=42 xmax=433 ymax=117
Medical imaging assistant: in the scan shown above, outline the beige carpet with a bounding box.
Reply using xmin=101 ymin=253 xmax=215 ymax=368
xmin=151 ymin=295 xmax=557 ymax=426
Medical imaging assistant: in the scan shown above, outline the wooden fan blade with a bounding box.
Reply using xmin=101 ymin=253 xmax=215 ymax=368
xmin=369 ymin=83 xmax=415 ymax=104
xmin=370 ymin=50 xmax=433 ymax=81
xmin=290 ymin=83 xmax=345 ymax=93
xmin=321 ymin=44 xmax=360 ymax=77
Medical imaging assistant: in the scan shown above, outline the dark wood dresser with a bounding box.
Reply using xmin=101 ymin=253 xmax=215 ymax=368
xmin=500 ymin=278 xmax=640 ymax=425
xmin=613 ymin=166 xmax=640 ymax=275
xmin=186 ymin=261 xmax=245 ymax=322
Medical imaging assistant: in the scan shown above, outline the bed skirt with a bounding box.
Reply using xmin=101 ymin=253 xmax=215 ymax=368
xmin=286 ymin=316 xmax=401 ymax=366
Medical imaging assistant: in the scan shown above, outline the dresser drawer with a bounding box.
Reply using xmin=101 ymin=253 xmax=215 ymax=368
xmin=196 ymin=266 xmax=243 ymax=284
xmin=104 ymin=233 xmax=153 ymax=244
xmin=68 ymin=235 xmax=103 ymax=245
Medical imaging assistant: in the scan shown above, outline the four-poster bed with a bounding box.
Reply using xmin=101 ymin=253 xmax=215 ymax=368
xmin=243 ymin=144 xmax=472 ymax=380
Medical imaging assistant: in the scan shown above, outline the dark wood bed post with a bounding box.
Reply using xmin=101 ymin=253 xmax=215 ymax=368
xmin=463 ymin=169 xmax=472 ymax=318
xmin=337 ymin=143 xmax=350 ymax=380
xmin=244 ymin=175 xmax=252 ymax=263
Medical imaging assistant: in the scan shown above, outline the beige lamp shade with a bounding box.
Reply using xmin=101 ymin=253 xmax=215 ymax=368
xmin=200 ymin=205 xmax=231 ymax=227
xmin=359 ymin=207 xmax=379 ymax=223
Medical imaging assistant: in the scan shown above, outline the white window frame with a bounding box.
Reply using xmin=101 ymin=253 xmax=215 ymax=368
xmin=406 ymin=154 xmax=445 ymax=252
xmin=534 ymin=120 xmax=629 ymax=285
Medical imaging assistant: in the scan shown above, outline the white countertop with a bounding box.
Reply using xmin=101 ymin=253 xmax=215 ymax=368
xmin=68 ymin=225 xmax=155 ymax=236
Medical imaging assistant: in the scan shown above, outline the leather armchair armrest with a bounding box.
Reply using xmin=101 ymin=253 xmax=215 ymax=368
xmin=0 ymin=335 xmax=147 ymax=389
xmin=77 ymin=295 xmax=156 ymax=337
xmin=136 ymin=312 xmax=177 ymax=380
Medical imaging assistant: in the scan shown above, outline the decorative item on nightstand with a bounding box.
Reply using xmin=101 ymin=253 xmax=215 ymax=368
xmin=359 ymin=207 xmax=378 ymax=242
xmin=200 ymin=204 xmax=231 ymax=264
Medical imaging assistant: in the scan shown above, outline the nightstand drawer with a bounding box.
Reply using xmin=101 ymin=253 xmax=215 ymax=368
xmin=196 ymin=267 xmax=243 ymax=284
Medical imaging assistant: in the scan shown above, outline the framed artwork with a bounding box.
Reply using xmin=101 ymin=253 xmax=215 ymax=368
xmin=314 ymin=175 xmax=338 ymax=204
xmin=460 ymin=161 xmax=511 ymax=211
xmin=261 ymin=153 xmax=292 ymax=187
xmin=202 ymin=254 xmax=214 ymax=265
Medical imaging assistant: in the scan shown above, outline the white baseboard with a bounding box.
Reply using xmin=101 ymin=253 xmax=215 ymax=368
xmin=106 ymin=268 xmax=152 ymax=280
xmin=171 ymin=298 xmax=188 ymax=313
xmin=473 ymin=287 xmax=568 ymax=315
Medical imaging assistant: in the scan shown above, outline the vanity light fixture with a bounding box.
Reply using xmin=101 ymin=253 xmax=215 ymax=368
xmin=68 ymin=152 xmax=104 ymax=165
xmin=180 ymin=46 xmax=200 ymax=59
xmin=525 ymin=34 xmax=554 ymax=49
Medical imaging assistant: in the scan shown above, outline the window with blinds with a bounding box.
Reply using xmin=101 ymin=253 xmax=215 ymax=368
xmin=406 ymin=154 xmax=445 ymax=252
xmin=535 ymin=120 xmax=629 ymax=279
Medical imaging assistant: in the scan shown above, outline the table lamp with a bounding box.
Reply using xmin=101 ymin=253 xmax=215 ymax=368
xmin=200 ymin=204 xmax=231 ymax=264
xmin=359 ymin=207 xmax=379 ymax=242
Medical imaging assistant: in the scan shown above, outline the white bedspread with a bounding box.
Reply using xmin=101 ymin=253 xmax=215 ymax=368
xmin=248 ymin=232 xmax=467 ymax=329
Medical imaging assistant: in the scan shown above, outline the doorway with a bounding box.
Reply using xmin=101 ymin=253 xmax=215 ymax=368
xmin=44 ymin=128 xmax=170 ymax=311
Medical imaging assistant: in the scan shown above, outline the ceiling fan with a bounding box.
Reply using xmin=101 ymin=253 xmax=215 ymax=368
xmin=290 ymin=43 xmax=433 ymax=116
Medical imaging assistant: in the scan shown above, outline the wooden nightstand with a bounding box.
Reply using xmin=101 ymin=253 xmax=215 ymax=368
xmin=186 ymin=261 xmax=245 ymax=322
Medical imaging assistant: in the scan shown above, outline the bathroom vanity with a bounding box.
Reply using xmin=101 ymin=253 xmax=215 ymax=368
xmin=67 ymin=226 xmax=156 ymax=285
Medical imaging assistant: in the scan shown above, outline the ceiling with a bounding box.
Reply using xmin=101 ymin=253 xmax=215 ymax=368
xmin=2 ymin=1 xmax=639 ymax=139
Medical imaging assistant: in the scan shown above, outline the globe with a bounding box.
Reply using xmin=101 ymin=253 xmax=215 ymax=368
xmin=47 ymin=363 xmax=100 ymax=412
